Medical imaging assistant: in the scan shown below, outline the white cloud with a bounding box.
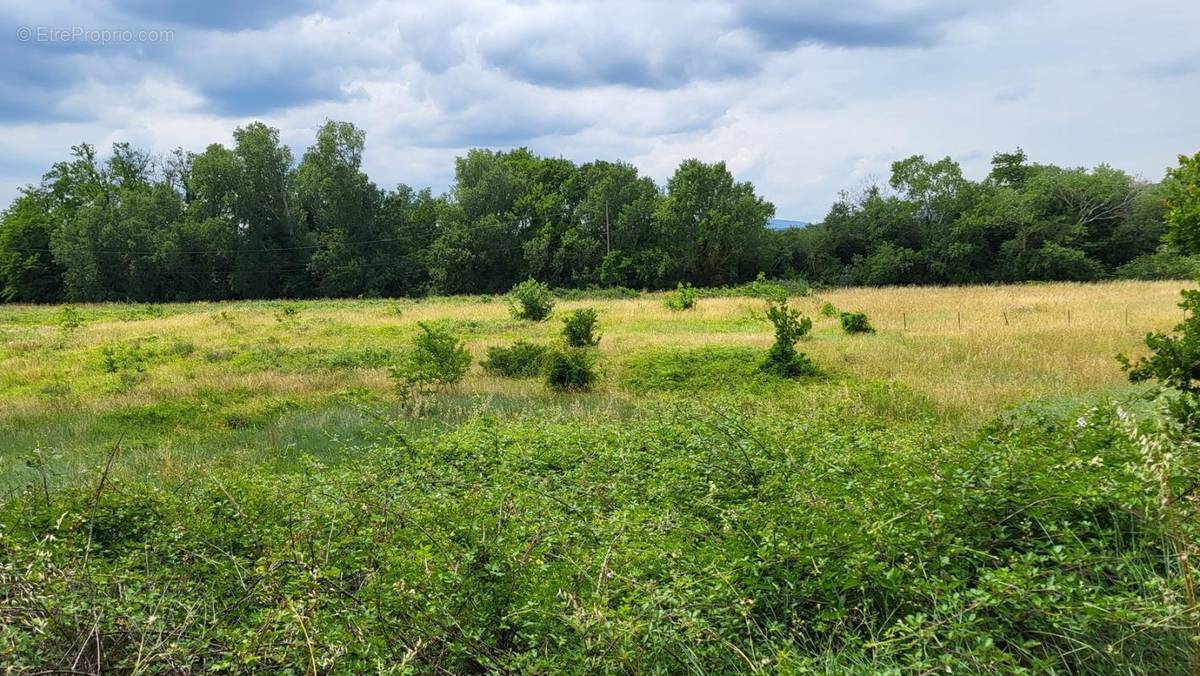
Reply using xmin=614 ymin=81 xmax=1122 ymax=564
xmin=2 ymin=0 xmax=1198 ymax=220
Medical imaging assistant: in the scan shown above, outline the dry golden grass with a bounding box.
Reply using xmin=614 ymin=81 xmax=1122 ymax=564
xmin=0 ymin=281 xmax=1189 ymax=443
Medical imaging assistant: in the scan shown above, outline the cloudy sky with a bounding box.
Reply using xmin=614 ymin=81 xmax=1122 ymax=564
xmin=2 ymin=0 xmax=1198 ymax=221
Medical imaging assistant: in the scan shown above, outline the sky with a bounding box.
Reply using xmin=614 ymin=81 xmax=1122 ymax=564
xmin=2 ymin=0 xmax=1198 ymax=222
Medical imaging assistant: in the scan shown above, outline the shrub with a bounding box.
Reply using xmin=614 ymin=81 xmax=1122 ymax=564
xmin=544 ymin=348 xmax=597 ymax=391
xmin=760 ymin=300 xmax=818 ymax=378
xmin=507 ymin=278 xmax=555 ymax=321
xmin=746 ymin=272 xmax=789 ymax=303
xmin=1116 ymin=245 xmax=1200 ymax=280
xmin=482 ymin=341 xmax=548 ymax=378
xmin=390 ymin=322 xmax=471 ymax=393
xmin=561 ymin=308 xmax=600 ymax=347
xmin=664 ymin=282 xmax=698 ymax=311
xmin=1120 ymin=287 xmax=1200 ymax=423
xmin=58 ymin=305 xmax=83 ymax=336
xmin=819 ymin=301 xmax=839 ymax=317
xmin=840 ymin=311 xmax=875 ymax=334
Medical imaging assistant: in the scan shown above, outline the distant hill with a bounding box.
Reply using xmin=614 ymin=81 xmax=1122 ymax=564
xmin=768 ymin=219 xmax=810 ymax=230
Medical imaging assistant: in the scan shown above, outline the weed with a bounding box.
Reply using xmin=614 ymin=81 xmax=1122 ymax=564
xmin=274 ymin=302 xmax=302 ymax=324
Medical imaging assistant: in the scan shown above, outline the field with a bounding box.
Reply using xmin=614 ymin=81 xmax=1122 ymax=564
xmin=2 ymin=281 xmax=1198 ymax=672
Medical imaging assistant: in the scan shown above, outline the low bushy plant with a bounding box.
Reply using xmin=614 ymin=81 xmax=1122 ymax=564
xmin=819 ymin=301 xmax=839 ymax=317
xmin=544 ymin=348 xmax=597 ymax=391
xmin=664 ymin=282 xmax=698 ymax=311
xmin=482 ymin=340 xmax=548 ymax=378
xmin=507 ymin=278 xmax=555 ymax=321
xmin=561 ymin=308 xmax=600 ymax=347
xmin=761 ymin=300 xmax=817 ymax=378
xmin=840 ymin=311 xmax=874 ymax=334
xmin=390 ymin=322 xmax=471 ymax=393
xmin=746 ymin=272 xmax=789 ymax=303
xmin=58 ymin=305 xmax=83 ymax=337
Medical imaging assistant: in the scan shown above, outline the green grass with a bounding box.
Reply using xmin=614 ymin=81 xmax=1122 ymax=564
xmin=0 ymin=282 xmax=1197 ymax=671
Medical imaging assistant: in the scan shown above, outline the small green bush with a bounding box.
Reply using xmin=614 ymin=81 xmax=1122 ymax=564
xmin=482 ymin=341 xmax=548 ymax=378
xmin=544 ymin=348 xmax=597 ymax=392
xmin=390 ymin=322 xmax=471 ymax=392
xmin=761 ymin=300 xmax=817 ymax=378
xmin=665 ymin=282 xmax=698 ymax=311
xmin=561 ymin=308 xmax=600 ymax=347
xmin=58 ymin=305 xmax=83 ymax=336
xmin=819 ymin=301 xmax=839 ymax=317
xmin=840 ymin=311 xmax=875 ymax=334
xmin=507 ymin=278 xmax=555 ymax=321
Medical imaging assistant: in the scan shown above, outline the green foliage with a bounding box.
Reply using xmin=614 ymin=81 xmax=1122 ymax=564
xmin=840 ymin=311 xmax=875 ymax=334
xmin=0 ymin=134 xmax=1186 ymax=301
xmin=745 ymin=271 xmax=790 ymax=302
xmin=1164 ymin=151 xmax=1200 ymax=255
xmin=1 ymin=402 xmax=1194 ymax=672
xmin=561 ymin=307 xmax=600 ymax=347
xmin=760 ymin=300 xmax=817 ymax=378
xmin=273 ymin=302 xmax=301 ymax=324
xmin=819 ymin=300 xmax=839 ymax=317
xmin=507 ymin=278 xmax=555 ymax=321
xmin=1119 ymin=288 xmax=1200 ymax=423
xmin=543 ymin=347 xmax=597 ymax=391
xmin=57 ymin=304 xmax=83 ymax=336
xmin=1116 ymin=245 xmax=1200 ymax=280
xmin=481 ymin=340 xmax=548 ymax=378
xmin=622 ymin=346 xmax=762 ymax=392
xmin=390 ymin=322 xmax=470 ymax=392
xmin=664 ymin=282 xmax=698 ymax=310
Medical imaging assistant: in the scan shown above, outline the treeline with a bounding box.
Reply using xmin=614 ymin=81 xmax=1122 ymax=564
xmin=782 ymin=150 xmax=1194 ymax=286
xmin=0 ymin=119 xmax=1193 ymax=303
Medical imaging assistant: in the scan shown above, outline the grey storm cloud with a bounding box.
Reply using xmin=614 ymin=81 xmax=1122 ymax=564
xmin=476 ymin=0 xmax=966 ymax=90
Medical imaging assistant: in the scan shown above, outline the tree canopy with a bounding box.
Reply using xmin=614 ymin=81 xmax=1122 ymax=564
xmin=0 ymin=123 xmax=1193 ymax=303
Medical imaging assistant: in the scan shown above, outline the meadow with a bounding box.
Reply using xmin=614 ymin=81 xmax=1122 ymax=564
xmin=1 ymin=281 xmax=1198 ymax=672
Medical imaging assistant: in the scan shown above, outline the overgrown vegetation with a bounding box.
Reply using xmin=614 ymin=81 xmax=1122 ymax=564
xmin=481 ymin=340 xmax=548 ymax=378
xmin=1 ymin=401 xmax=1196 ymax=672
xmin=0 ymin=283 xmax=1196 ymax=672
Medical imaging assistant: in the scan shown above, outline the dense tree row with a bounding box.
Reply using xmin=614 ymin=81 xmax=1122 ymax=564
xmin=0 ymin=120 xmax=1195 ymax=302
xmin=770 ymin=150 xmax=1199 ymax=286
